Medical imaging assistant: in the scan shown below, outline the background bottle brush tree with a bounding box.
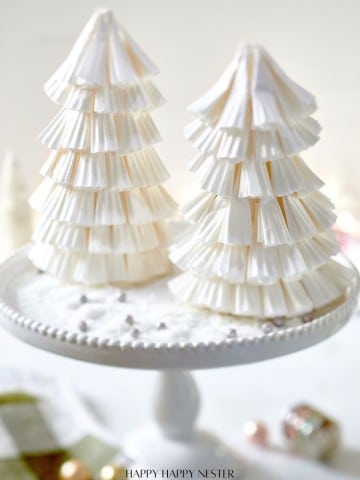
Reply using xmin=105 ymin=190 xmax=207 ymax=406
xmin=0 ymin=151 xmax=32 ymax=260
xmin=29 ymin=8 xmax=176 ymax=285
xmin=170 ymin=44 xmax=352 ymax=318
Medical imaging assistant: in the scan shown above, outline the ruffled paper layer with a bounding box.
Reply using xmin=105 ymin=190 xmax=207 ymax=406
xmin=190 ymin=154 xmax=323 ymax=198
xmin=29 ymin=242 xmax=170 ymax=285
xmin=46 ymin=9 xmax=159 ymax=90
xmin=169 ymin=259 xmax=351 ymax=318
xmin=30 ymin=179 xmax=176 ymax=226
xmin=33 ymin=216 xmax=171 ymax=254
xmin=185 ymin=117 xmax=320 ymax=162
xmin=41 ymin=147 xmax=169 ymax=191
xmin=45 ymin=78 xmax=165 ymax=113
xmin=181 ymin=191 xmax=335 ymax=246
xmin=39 ymin=109 xmax=161 ymax=154
xmin=188 ymin=44 xmax=316 ymax=131
xmin=170 ymin=229 xmax=339 ymax=284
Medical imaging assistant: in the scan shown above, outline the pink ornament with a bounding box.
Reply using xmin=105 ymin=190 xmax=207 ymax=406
xmin=243 ymin=420 xmax=269 ymax=446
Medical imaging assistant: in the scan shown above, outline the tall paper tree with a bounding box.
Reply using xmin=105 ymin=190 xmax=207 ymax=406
xmin=170 ymin=45 xmax=351 ymax=318
xmin=29 ymin=9 xmax=176 ymax=285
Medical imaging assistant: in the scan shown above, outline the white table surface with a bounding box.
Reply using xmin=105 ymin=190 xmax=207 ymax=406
xmin=0 ymin=299 xmax=359 ymax=480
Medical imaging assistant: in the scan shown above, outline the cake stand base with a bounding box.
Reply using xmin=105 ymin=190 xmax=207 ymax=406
xmin=125 ymin=426 xmax=244 ymax=472
xmin=122 ymin=371 xmax=245 ymax=478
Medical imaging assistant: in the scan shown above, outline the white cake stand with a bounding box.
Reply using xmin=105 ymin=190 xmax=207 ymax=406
xmin=0 ymin=250 xmax=358 ymax=478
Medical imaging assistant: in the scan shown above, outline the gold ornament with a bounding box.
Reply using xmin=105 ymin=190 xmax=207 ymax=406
xmin=59 ymin=459 xmax=92 ymax=480
xmin=100 ymin=465 xmax=127 ymax=480
xmin=283 ymin=404 xmax=340 ymax=460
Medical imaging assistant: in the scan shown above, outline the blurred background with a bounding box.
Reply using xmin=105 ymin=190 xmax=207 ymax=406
xmin=0 ymin=1 xmax=360 ymax=479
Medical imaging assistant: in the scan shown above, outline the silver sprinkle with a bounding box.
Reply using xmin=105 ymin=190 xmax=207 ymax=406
xmin=78 ymin=320 xmax=88 ymax=332
xmin=157 ymin=322 xmax=167 ymax=330
xmin=132 ymin=328 xmax=140 ymax=338
xmin=261 ymin=321 xmax=274 ymax=334
xmin=118 ymin=291 xmax=127 ymax=302
xmin=126 ymin=314 xmax=135 ymax=326
xmin=227 ymin=328 xmax=237 ymax=339
xmin=80 ymin=294 xmax=88 ymax=304
xmin=273 ymin=317 xmax=285 ymax=328
xmin=302 ymin=314 xmax=313 ymax=323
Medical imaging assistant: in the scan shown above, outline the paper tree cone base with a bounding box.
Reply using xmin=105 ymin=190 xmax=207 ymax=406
xmin=29 ymin=242 xmax=171 ymax=285
xmin=169 ymin=259 xmax=353 ymax=319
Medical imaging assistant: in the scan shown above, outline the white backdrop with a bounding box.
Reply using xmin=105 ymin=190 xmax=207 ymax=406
xmin=1 ymin=0 xmax=360 ymax=213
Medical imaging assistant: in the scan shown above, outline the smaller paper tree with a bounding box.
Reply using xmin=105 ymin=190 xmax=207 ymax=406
xmin=29 ymin=9 xmax=176 ymax=285
xmin=170 ymin=45 xmax=352 ymax=318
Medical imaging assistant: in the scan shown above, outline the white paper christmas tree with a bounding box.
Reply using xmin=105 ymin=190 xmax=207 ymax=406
xmin=0 ymin=151 xmax=32 ymax=259
xmin=29 ymin=8 xmax=176 ymax=285
xmin=170 ymin=44 xmax=352 ymax=318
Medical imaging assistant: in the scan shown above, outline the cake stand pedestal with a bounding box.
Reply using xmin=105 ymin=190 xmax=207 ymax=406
xmin=0 ymin=250 xmax=358 ymax=478
xmin=124 ymin=370 xmax=243 ymax=471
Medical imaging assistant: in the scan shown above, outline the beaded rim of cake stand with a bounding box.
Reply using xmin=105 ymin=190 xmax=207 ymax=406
xmin=0 ymin=248 xmax=358 ymax=353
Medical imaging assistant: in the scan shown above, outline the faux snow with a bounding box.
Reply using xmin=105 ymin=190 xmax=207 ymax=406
xmin=5 ymin=262 xmax=303 ymax=345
